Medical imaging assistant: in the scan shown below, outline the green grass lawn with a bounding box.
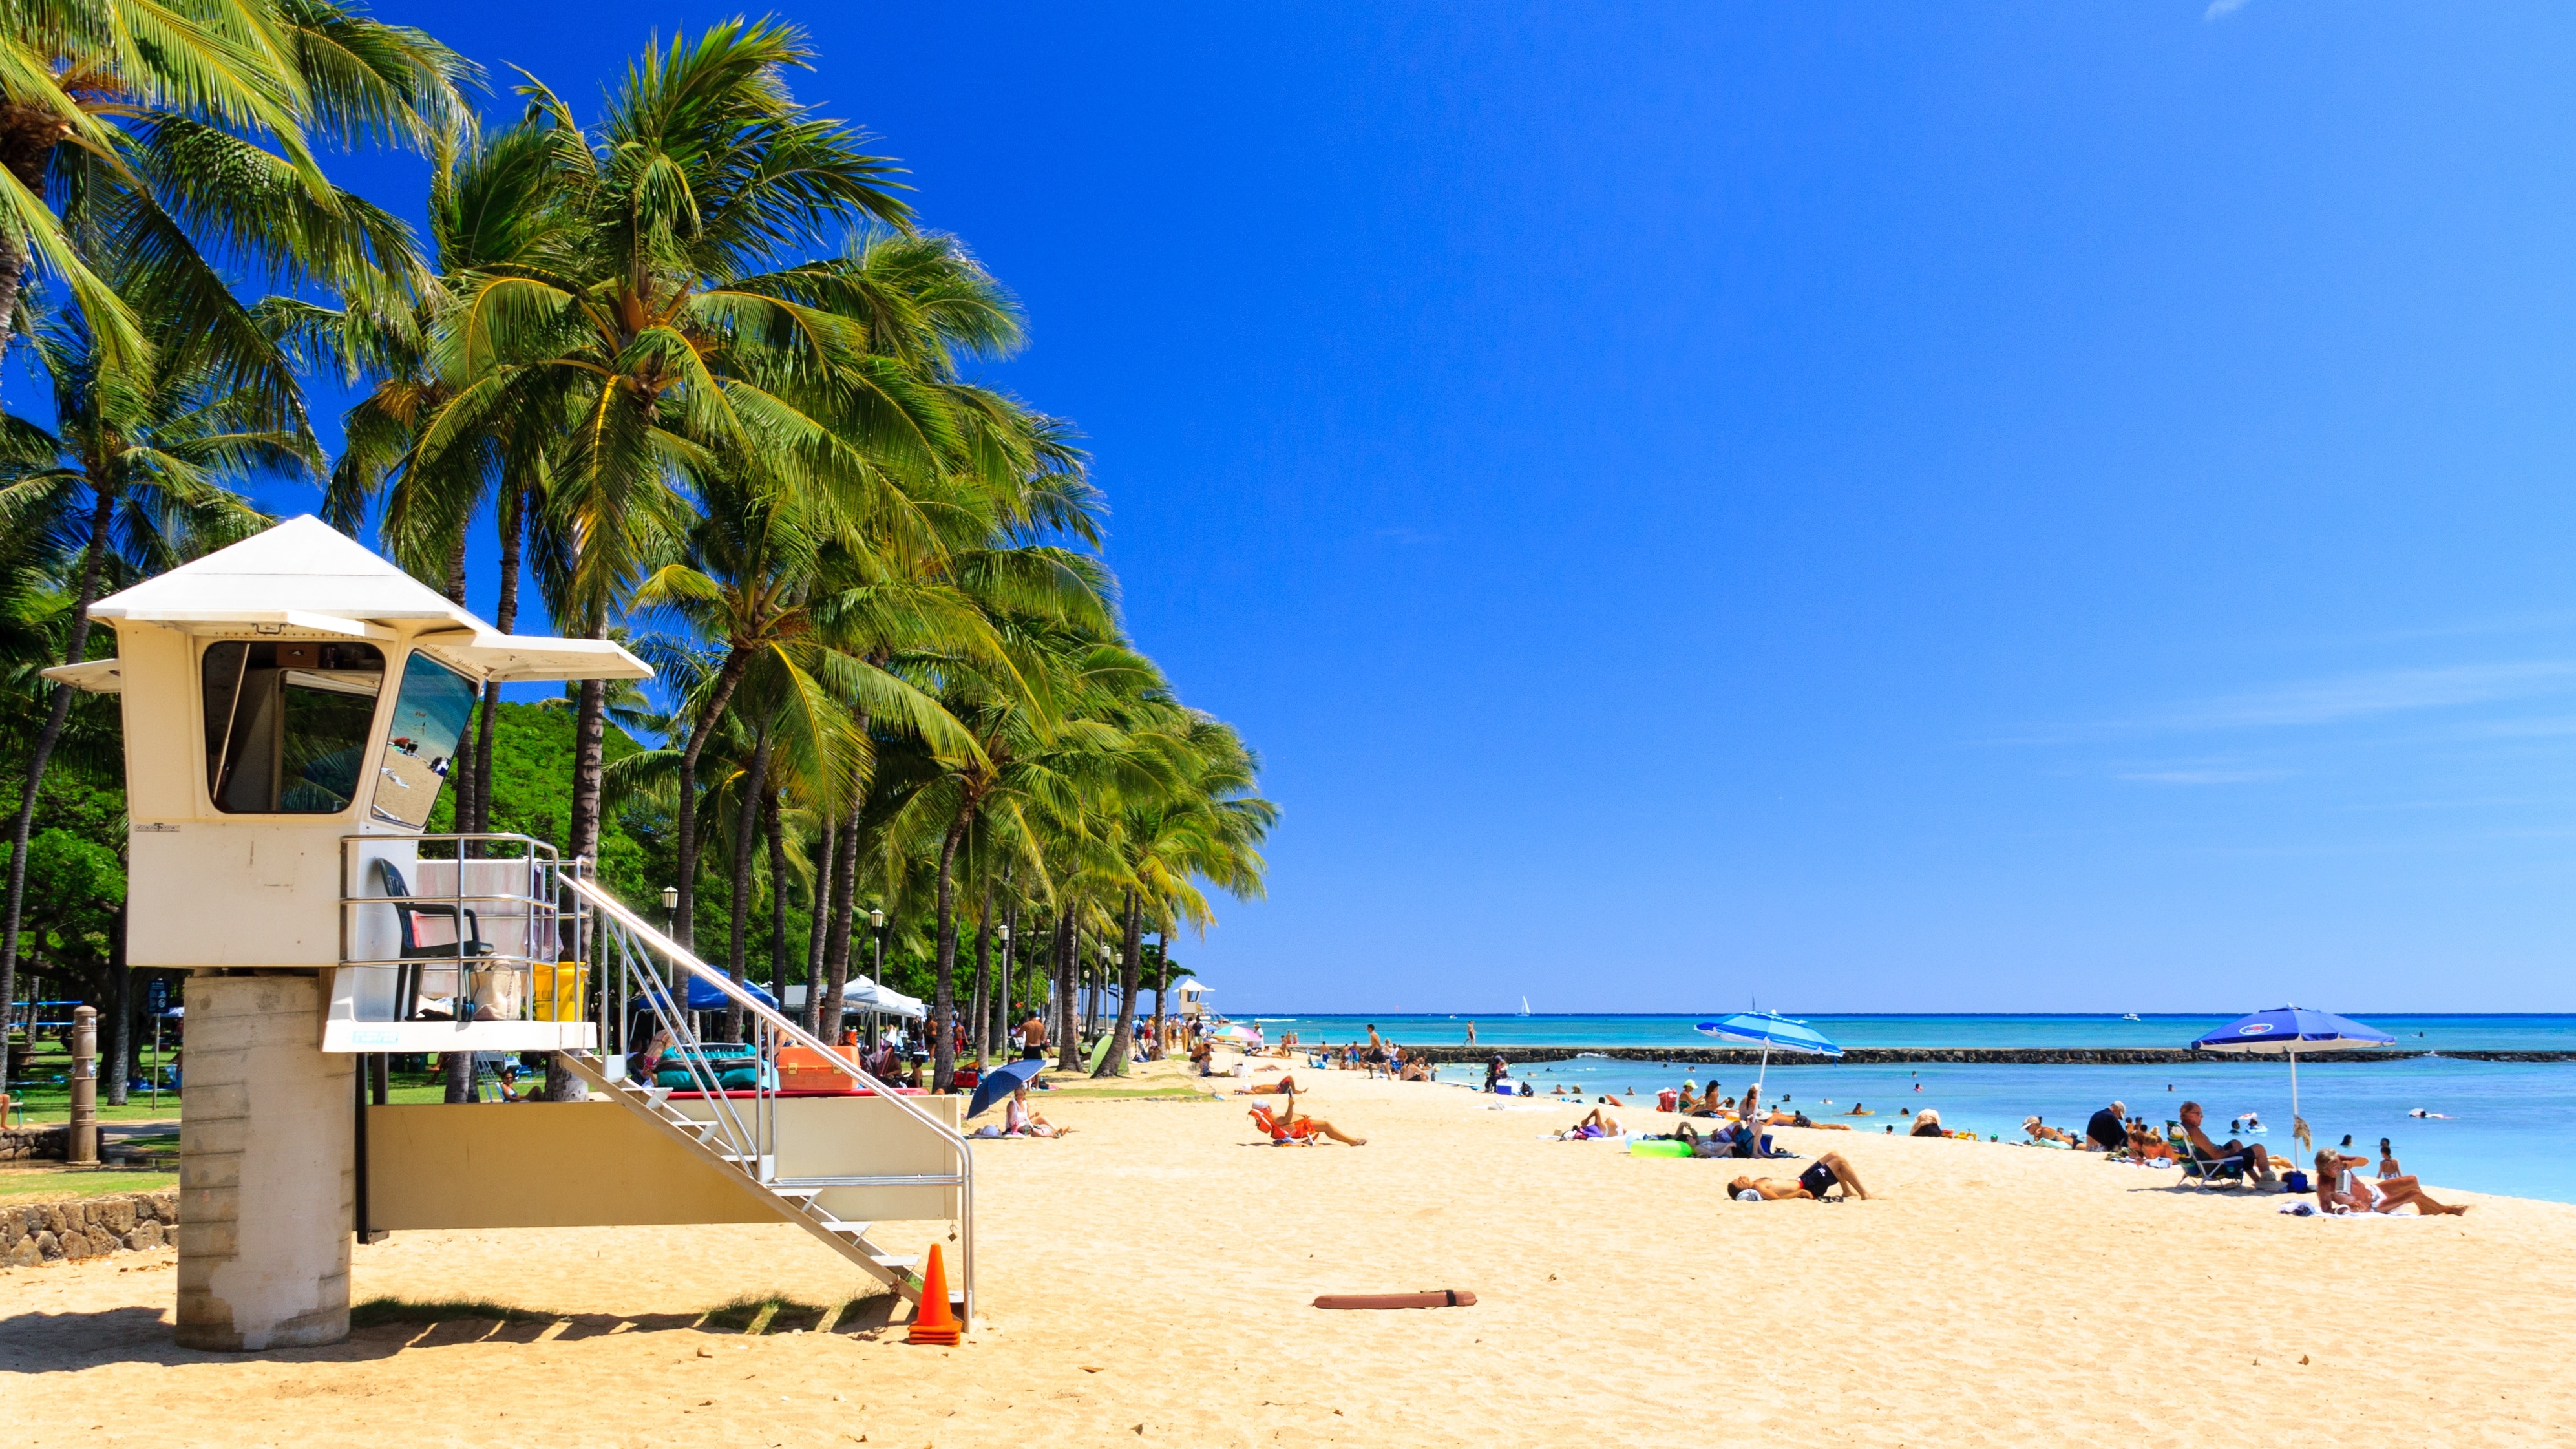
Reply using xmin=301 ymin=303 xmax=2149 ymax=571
xmin=0 ymin=1166 xmax=177 ymax=1201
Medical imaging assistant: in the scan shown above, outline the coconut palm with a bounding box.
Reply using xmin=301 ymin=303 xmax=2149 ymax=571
xmin=0 ymin=0 xmax=470 ymax=370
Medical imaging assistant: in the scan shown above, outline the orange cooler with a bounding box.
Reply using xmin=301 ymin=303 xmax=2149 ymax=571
xmin=778 ymin=1044 xmax=862 ymax=1092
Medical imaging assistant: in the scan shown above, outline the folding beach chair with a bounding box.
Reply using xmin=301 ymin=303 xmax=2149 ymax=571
xmin=2178 ymin=1151 xmax=2252 ymax=1189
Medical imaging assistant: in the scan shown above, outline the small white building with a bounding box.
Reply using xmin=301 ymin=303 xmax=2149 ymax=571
xmin=1168 ymin=977 xmax=1214 ymax=1017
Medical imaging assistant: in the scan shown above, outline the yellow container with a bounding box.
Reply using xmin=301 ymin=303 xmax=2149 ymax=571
xmin=533 ymin=962 xmax=589 ymax=1021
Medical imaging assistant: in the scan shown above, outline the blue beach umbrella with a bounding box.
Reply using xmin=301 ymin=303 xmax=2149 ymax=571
xmin=2188 ymin=1006 xmax=2394 ymax=1150
xmin=967 ymin=1057 xmax=1047 ymax=1119
xmin=1695 ymin=1011 xmax=1844 ymax=1098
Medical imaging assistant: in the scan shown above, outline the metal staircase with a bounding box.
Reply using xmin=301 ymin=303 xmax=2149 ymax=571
xmin=556 ymin=871 xmax=974 ymax=1317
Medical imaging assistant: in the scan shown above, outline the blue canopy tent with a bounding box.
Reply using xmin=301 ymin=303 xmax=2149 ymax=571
xmin=684 ymin=975 xmax=777 ymax=1013
xmin=1695 ymin=1011 xmax=1843 ymax=1099
xmin=2188 ymin=1006 xmax=2394 ymax=1151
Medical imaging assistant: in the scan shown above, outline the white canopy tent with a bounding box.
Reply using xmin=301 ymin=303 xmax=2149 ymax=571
xmin=779 ymin=977 xmax=927 ymax=1021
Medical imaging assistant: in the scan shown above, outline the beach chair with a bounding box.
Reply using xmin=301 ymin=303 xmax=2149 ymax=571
xmin=2177 ymin=1151 xmax=2252 ymax=1189
xmin=1248 ymin=1105 xmax=1318 ymax=1145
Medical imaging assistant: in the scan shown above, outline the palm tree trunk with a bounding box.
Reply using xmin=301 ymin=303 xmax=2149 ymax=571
xmin=971 ymin=872 xmax=993 ymax=1066
xmin=818 ymin=807 xmax=859 ymax=1046
xmin=443 ymin=1050 xmax=474 ymax=1103
xmin=725 ymin=728 xmax=773 ymax=1042
xmin=0 ymin=120 xmax=61 ymax=363
xmin=1149 ymin=928 xmax=1168 ymax=1056
xmin=929 ymin=806 xmax=970 ymax=1091
xmin=474 ymin=484 xmax=523 ymax=834
xmin=802 ymin=814 xmax=836 ymax=1035
xmin=0 ymin=488 xmax=116 ymax=1055
xmin=103 ymin=905 xmax=129 ymax=1107
xmin=443 ymin=525 xmax=476 ymax=841
xmin=1053 ymin=911 xmax=1080 ymax=1072
xmin=673 ymin=646 xmax=754 ymax=953
xmin=763 ymin=783 xmax=788 ymax=1007
xmin=1097 ymin=890 xmax=1144 ymax=1077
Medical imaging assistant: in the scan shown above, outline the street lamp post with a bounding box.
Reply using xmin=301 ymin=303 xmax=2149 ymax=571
xmin=867 ymin=906 xmax=886 ymax=1057
xmin=993 ymin=922 xmax=1011 ymax=1055
xmin=659 ymin=885 xmax=679 ymax=938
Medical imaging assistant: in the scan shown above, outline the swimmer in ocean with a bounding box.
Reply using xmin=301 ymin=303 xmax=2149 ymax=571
xmin=2408 ymin=1108 xmax=2453 ymax=1119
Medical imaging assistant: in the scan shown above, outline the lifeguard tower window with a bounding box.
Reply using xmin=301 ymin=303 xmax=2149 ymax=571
xmin=372 ymin=653 xmax=476 ymax=827
xmin=202 ymin=640 xmax=386 ymax=814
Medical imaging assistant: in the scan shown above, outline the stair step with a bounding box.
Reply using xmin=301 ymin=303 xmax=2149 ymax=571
xmin=770 ymin=1185 xmax=825 ymax=1199
xmin=811 ymin=1218 xmax=873 ymax=1236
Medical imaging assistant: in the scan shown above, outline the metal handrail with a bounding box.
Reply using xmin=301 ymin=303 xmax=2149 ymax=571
xmin=564 ymin=867 xmax=975 ymax=1313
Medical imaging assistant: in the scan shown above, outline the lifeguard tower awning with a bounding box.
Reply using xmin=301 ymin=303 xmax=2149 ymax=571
xmin=60 ymin=515 xmax=649 ymax=686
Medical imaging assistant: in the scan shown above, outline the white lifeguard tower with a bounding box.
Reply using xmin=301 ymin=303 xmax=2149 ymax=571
xmin=55 ymin=518 xmax=977 ymax=1349
xmin=1169 ymin=977 xmax=1214 ymax=1018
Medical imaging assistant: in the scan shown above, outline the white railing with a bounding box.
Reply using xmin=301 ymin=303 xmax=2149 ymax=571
xmin=564 ymin=867 xmax=975 ymax=1313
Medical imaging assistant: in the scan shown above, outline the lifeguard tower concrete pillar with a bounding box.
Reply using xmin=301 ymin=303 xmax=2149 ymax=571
xmin=49 ymin=516 xmax=648 ymax=1351
xmin=176 ymin=975 xmax=354 ymax=1349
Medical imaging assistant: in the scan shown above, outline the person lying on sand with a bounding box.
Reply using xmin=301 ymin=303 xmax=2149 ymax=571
xmin=2180 ymin=1101 xmax=2275 ymax=1183
xmin=1557 ymin=1107 xmax=1623 ymax=1139
xmin=1006 ymin=1086 xmax=1071 ymax=1138
xmin=2314 ymin=1150 xmax=2463 ymax=1216
xmin=2125 ymin=1122 xmax=2178 ymax=1161
xmin=2024 ymin=1116 xmax=2076 ymax=1146
xmin=1234 ymin=1074 xmax=1302 ymax=1095
xmin=1728 ymin=1152 xmax=1872 ymax=1201
xmin=1271 ymin=1089 xmax=1366 ymax=1146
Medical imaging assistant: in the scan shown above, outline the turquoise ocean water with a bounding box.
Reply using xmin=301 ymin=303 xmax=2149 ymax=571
xmin=1237 ymin=1014 xmax=2576 ymax=1204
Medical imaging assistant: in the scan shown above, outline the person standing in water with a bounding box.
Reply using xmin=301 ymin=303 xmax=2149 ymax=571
xmin=1465 ymin=1021 xmax=1477 ymax=1046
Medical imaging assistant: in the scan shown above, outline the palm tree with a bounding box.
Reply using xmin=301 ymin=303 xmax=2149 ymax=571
xmin=0 ymin=0 xmax=470 ymax=368
xmin=410 ymin=21 xmax=959 ymax=880
xmin=0 ymin=305 xmax=301 ymax=1057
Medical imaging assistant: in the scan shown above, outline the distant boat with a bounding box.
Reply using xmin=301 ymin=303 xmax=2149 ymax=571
xmin=1519 ymin=997 xmax=1531 ymax=1017
xmin=2122 ymin=1013 xmax=2142 ymax=1022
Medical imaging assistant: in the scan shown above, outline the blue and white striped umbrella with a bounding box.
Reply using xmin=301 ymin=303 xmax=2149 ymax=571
xmin=2188 ymin=1005 xmax=2393 ymax=1150
xmin=1696 ymin=1011 xmax=1842 ymax=1097
xmin=1697 ymin=1012 xmax=1844 ymax=1057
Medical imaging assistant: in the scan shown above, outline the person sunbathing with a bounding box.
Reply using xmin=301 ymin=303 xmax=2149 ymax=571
xmin=1234 ymin=1074 xmax=1303 ymax=1095
xmin=2024 ymin=1116 xmax=2076 ymax=1146
xmin=2313 ymin=1149 xmax=2463 ymax=1216
xmin=1909 ymin=1109 xmax=1946 ymax=1138
xmin=1263 ymin=1090 xmax=1366 ymax=1146
xmin=2378 ymin=1138 xmax=2402 ymax=1179
xmin=1557 ymin=1107 xmax=1623 ymax=1139
xmin=2125 ymin=1123 xmax=2179 ymax=1161
xmin=1727 ymin=1152 xmax=1872 ymax=1201
xmin=2180 ymin=1101 xmax=2275 ymax=1183
xmin=1683 ymin=1081 xmax=1729 ymax=1117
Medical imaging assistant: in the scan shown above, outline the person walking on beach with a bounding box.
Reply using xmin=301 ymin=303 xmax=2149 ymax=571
xmin=1018 ymin=1010 xmax=1048 ymax=1062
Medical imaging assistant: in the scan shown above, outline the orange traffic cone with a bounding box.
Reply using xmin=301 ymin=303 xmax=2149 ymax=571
xmin=905 ymin=1243 xmax=961 ymax=1345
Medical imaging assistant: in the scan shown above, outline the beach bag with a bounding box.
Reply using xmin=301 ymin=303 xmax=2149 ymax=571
xmin=2283 ymin=1170 xmax=2311 ymax=1194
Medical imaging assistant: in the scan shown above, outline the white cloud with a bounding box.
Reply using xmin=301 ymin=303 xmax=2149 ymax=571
xmin=2205 ymin=0 xmax=2254 ymax=17
xmin=2137 ymin=661 xmax=2576 ymax=732
xmin=2115 ymin=766 xmax=2285 ymax=785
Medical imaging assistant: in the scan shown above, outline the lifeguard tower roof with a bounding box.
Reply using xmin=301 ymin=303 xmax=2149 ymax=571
xmin=79 ymin=514 xmax=646 ymax=682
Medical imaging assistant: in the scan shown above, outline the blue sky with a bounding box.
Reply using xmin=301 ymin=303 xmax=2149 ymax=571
xmin=250 ymin=5 xmax=2576 ymax=1011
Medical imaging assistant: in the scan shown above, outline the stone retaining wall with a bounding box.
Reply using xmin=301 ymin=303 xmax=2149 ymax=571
xmin=1 ymin=1125 xmax=69 ymax=1162
xmin=0 ymin=1190 xmax=177 ymax=1266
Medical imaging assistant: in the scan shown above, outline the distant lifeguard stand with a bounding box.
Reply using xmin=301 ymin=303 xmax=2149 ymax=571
xmin=56 ymin=518 xmax=977 ymax=1350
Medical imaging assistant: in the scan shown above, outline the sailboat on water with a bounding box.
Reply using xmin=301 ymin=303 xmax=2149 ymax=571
xmin=1518 ymin=997 xmax=1531 ymax=1017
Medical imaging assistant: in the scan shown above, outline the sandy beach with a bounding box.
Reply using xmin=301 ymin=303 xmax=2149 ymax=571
xmin=6 ymin=1059 xmax=2574 ymax=1447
